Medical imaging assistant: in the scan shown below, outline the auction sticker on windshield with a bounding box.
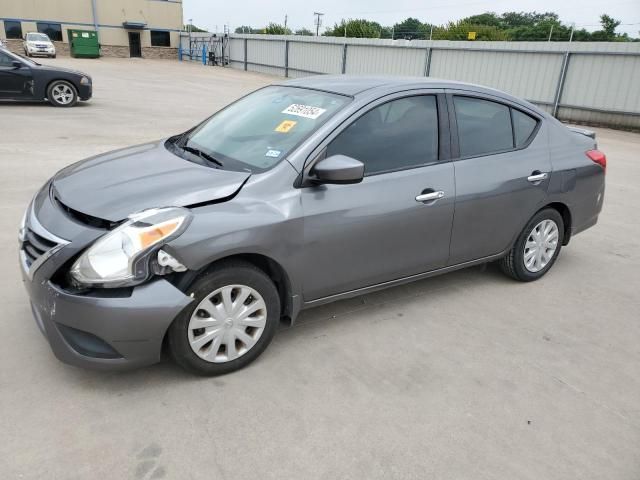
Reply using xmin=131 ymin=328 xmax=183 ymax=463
xmin=281 ymin=104 xmax=327 ymax=120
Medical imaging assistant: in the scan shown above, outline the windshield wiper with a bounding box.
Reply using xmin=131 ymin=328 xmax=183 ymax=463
xmin=181 ymin=145 xmax=224 ymax=168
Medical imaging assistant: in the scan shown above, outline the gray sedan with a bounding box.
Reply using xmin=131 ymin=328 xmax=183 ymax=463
xmin=19 ymin=76 xmax=606 ymax=375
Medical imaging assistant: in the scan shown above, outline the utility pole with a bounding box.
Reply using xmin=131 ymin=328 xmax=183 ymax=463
xmin=284 ymin=14 xmax=288 ymax=32
xmin=188 ymin=18 xmax=192 ymax=57
xmin=548 ymin=24 xmax=554 ymax=41
xmin=429 ymin=25 xmax=433 ymax=41
xmin=314 ymin=12 xmax=324 ymax=36
xmin=391 ymin=26 xmax=394 ymax=40
xmin=569 ymin=23 xmax=575 ymax=42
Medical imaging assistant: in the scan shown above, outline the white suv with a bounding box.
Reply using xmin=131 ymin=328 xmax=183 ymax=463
xmin=23 ymin=32 xmax=56 ymax=58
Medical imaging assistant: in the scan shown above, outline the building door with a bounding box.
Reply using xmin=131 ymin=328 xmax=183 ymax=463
xmin=128 ymin=32 xmax=142 ymax=58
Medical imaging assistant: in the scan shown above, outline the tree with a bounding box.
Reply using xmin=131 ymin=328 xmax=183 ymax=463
xmin=235 ymin=25 xmax=255 ymax=34
xmin=392 ymin=17 xmax=429 ymax=39
xmin=431 ymin=21 xmax=510 ymax=41
xmin=295 ymin=28 xmax=313 ymax=36
xmin=264 ymin=23 xmax=292 ymax=35
xmin=324 ymin=19 xmax=384 ymax=38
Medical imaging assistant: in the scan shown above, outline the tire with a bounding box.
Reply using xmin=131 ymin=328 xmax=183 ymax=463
xmin=168 ymin=260 xmax=281 ymax=376
xmin=499 ymin=208 xmax=564 ymax=282
xmin=47 ymin=80 xmax=78 ymax=107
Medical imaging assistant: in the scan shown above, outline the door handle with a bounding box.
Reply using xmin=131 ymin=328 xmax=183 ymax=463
xmin=527 ymin=172 xmax=549 ymax=183
xmin=415 ymin=191 xmax=445 ymax=203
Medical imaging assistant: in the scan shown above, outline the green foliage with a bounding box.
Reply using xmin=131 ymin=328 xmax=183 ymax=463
xmin=233 ymin=11 xmax=635 ymax=41
xmin=264 ymin=23 xmax=292 ymax=35
xmin=324 ymin=19 xmax=384 ymax=38
xmin=235 ymin=25 xmax=260 ymax=34
xmin=431 ymin=21 xmax=510 ymax=41
xmin=295 ymin=28 xmax=313 ymax=36
xmin=392 ymin=17 xmax=429 ymax=39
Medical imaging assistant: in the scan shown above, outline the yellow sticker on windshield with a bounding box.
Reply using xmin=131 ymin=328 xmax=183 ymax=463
xmin=275 ymin=120 xmax=297 ymax=133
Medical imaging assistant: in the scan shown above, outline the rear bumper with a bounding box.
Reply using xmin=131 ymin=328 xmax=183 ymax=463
xmin=21 ymin=257 xmax=192 ymax=371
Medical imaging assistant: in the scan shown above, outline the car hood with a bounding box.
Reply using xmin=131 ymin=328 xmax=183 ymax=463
xmin=34 ymin=64 xmax=85 ymax=77
xmin=52 ymin=140 xmax=251 ymax=222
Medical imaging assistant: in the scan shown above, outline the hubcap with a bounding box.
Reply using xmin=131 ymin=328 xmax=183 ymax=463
xmin=51 ymin=84 xmax=74 ymax=105
xmin=523 ymin=219 xmax=559 ymax=273
xmin=187 ymin=285 xmax=267 ymax=363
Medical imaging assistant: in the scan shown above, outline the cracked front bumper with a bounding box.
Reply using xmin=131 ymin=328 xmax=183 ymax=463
xmin=19 ymin=189 xmax=193 ymax=371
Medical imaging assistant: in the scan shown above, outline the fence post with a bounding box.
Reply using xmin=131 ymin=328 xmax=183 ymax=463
xmin=423 ymin=47 xmax=431 ymax=76
xmin=341 ymin=43 xmax=348 ymax=74
xmin=284 ymin=39 xmax=290 ymax=77
xmin=552 ymin=52 xmax=571 ymax=118
xmin=244 ymin=38 xmax=248 ymax=71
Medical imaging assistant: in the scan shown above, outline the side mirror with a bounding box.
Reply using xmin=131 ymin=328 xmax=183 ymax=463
xmin=12 ymin=61 xmax=22 ymax=69
xmin=312 ymin=154 xmax=364 ymax=185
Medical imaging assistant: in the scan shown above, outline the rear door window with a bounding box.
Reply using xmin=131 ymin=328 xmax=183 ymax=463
xmin=453 ymin=96 xmax=513 ymax=157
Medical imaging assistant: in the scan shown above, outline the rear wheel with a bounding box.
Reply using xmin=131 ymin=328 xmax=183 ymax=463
xmin=500 ymin=208 xmax=564 ymax=282
xmin=168 ymin=261 xmax=280 ymax=376
xmin=47 ymin=80 xmax=78 ymax=107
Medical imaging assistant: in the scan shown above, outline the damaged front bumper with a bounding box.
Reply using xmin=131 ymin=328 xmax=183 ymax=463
xmin=19 ymin=186 xmax=193 ymax=371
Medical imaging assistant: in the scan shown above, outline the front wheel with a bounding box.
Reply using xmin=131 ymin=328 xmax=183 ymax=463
xmin=499 ymin=208 xmax=564 ymax=282
xmin=168 ymin=261 xmax=281 ymax=376
xmin=47 ymin=80 xmax=78 ymax=107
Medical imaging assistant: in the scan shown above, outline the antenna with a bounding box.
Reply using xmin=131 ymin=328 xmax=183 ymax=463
xmin=313 ymin=12 xmax=324 ymax=36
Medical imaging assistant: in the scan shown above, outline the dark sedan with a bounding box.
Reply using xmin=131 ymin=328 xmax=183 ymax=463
xmin=0 ymin=47 xmax=92 ymax=107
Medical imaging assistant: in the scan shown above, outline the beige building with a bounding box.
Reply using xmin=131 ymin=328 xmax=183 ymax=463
xmin=0 ymin=0 xmax=183 ymax=58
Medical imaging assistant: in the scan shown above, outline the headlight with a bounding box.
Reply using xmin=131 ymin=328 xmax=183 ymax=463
xmin=70 ymin=207 xmax=192 ymax=288
xmin=18 ymin=204 xmax=28 ymax=242
xmin=80 ymin=76 xmax=91 ymax=85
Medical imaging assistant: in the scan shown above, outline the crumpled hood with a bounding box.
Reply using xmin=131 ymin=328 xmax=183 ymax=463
xmin=52 ymin=140 xmax=250 ymax=222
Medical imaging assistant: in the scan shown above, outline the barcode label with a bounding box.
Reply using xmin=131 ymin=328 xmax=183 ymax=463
xmin=281 ymin=104 xmax=327 ymax=120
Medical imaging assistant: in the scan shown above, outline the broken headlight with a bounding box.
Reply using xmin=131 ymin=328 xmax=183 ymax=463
xmin=70 ymin=207 xmax=191 ymax=288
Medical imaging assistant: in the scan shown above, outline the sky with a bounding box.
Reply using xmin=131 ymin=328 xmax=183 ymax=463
xmin=183 ymin=0 xmax=640 ymax=37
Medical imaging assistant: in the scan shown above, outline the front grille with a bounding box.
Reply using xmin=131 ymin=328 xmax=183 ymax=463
xmin=21 ymin=227 xmax=59 ymax=268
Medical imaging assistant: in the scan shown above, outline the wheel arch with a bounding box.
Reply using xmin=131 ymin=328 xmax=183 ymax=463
xmin=45 ymin=78 xmax=78 ymax=99
xmin=173 ymin=252 xmax=295 ymax=324
xmin=542 ymin=202 xmax=572 ymax=245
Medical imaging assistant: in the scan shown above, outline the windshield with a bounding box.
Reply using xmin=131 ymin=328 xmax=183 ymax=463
xmin=180 ymin=86 xmax=350 ymax=172
xmin=27 ymin=33 xmax=50 ymax=42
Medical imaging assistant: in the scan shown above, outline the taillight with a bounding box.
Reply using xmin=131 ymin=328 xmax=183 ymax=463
xmin=586 ymin=150 xmax=606 ymax=172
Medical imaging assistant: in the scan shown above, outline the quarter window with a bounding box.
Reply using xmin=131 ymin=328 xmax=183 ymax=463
xmin=512 ymin=109 xmax=538 ymax=147
xmin=4 ymin=20 xmax=22 ymax=39
xmin=326 ymin=95 xmax=439 ymax=175
xmin=454 ymin=96 xmax=513 ymax=157
xmin=36 ymin=22 xmax=62 ymax=41
xmin=151 ymin=30 xmax=171 ymax=47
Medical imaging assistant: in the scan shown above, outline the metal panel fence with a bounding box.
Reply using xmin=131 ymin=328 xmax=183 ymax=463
xmin=180 ymin=33 xmax=640 ymax=129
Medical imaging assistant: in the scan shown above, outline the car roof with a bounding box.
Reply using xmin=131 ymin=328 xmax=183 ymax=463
xmin=278 ymin=74 xmax=545 ymax=115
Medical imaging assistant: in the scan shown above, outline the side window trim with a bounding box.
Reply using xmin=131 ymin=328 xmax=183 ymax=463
xmin=300 ymin=89 xmax=451 ymax=185
xmin=446 ymin=91 xmax=542 ymax=161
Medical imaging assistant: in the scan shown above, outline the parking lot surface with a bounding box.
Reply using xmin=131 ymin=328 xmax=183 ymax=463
xmin=0 ymin=58 xmax=639 ymax=480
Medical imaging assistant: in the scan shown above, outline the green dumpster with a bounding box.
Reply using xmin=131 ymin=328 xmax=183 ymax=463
xmin=68 ymin=29 xmax=100 ymax=58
